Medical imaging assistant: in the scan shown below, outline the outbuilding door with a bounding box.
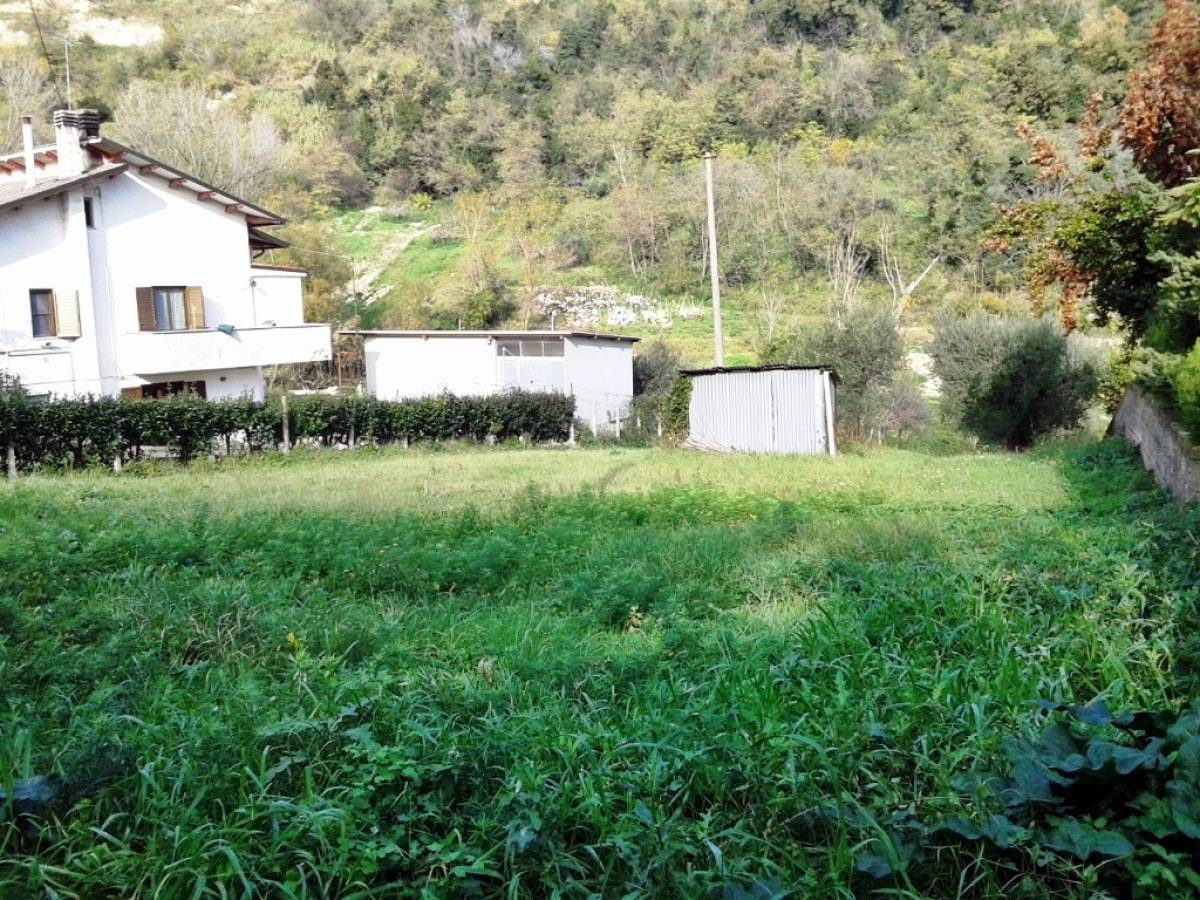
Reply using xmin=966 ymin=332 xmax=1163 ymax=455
xmin=688 ymin=370 xmax=830 ymax=455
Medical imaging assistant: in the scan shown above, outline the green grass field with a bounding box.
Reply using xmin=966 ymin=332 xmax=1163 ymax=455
xmin=2 ymin=441 xmax=1197 ymax=896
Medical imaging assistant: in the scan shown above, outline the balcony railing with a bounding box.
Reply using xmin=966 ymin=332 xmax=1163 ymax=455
xmin=123 ymin=324 xmax=331 ymax=377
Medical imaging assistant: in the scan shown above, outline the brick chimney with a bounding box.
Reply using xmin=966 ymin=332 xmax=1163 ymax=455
xmin=53 ymin=109 xmax=100 ymax=176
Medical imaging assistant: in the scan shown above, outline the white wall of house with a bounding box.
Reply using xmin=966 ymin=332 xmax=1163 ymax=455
xmin=139 ymin=366 xmax=266 ymax=401
xmin=362 ymin=333 xmax=634 ymax=434
xmin=100 ymin=173 xmax=258 ymax=339
xmin=1 ymin=145 xmax=330 ymax=399
xmin=0 ymin=192 xmax=108 ymax=396
xmin=248 ymin=267 xmax=306 ymax=326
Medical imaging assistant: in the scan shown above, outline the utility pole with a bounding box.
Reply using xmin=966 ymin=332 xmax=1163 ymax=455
xmin=703 ymin=152 xmax=724 ymax=366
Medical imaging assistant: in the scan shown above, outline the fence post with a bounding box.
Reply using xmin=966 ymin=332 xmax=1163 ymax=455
xmin=281 ymin=391 xmax=291 ymax=454
xmin=5 ymin=445 xmax=15 ymax=478
xmin=112 ymin=453 xmax=122 ymax=474
xmin=615 ymin=407 xmax=621 ymax=441
xmin=592 ymin=402 xmax=598 ymax=438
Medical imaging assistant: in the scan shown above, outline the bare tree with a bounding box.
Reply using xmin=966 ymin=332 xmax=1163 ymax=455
xmin=749 ymin=285 xmax=790 ymax=360
xmin=877 ymin=226 xmax=939 ymax=322
xmin=826 ymin=227 xmax=868 ymax=325
xmin=0 ymin=53 xmax=53 ymax=152
xmin=111 ymin=81 xmax=282 ymax=201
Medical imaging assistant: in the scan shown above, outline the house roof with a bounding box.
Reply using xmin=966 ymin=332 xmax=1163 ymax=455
xmin=342 ymin=329 xmax=640 ymax=343
xmin=0 ymin=162 xmax=128 ymax=213
xmin=0 ymin=137 xmax=285 ymax=227
xmin=249 ymin=227 xmax=289 ymax=250
xmin=681 ymin=363 xmax=838 ymax=381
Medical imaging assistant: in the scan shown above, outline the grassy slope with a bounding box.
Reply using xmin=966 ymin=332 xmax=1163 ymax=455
xmin=335 ymin=209 xmax=778 ymax=363
xmin=1 ymin=441 xmax=1196 ymax=895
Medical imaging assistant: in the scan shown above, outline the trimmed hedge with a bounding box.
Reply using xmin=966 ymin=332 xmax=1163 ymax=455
xmin=0 ymin=388 xmax=574 ymax=472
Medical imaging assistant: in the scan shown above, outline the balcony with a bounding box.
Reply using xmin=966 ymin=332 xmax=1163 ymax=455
xmin=123 ymin=324 xmax=331 ymax=377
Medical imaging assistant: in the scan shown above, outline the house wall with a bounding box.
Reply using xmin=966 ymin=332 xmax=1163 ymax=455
xmin=365 ymin=336 xmax=498 ymax=399
xmin=564 ymin=337 xmax=633 ymax=432
xmin=135 ymin=366 xmax=266 ymax=401
xmin=248 ymin=268 xmax=306 ymax=326
xmin=0 ymin=191 xmax=107 ymax=396
xmin=98 ymin=173 xmax=255 ymax=346
xmin=1 ymin=167 xmax=328 ymax=400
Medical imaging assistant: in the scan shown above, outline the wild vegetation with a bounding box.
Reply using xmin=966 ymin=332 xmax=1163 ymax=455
xmin=10 ymin=1 xmax=1200 ymax=445
xmin=5 ymin=2 xmax=1200 ymax=896
xmin=0 ymin=1 xmax=1162 ymax=348
xmin=2 ymin=440 xmax=1199 ymax=895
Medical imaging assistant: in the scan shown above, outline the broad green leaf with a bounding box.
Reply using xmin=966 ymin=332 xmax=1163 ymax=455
xmin=1040 ymin=818 xmax=1133 ymax=859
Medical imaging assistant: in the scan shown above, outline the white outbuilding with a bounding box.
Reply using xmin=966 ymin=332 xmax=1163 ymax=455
xmin=346 ymin=330 xmax=639 ymax=434
xmin=681 ymin=365 xmax=838 ymax=456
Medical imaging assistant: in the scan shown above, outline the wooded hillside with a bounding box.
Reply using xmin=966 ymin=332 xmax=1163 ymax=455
xmin=0 ymin=1 xmax=1157 ymax=358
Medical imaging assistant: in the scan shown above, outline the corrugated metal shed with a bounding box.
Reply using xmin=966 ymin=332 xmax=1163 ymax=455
xmin=681 ymin=365 xmax=837 ymax=456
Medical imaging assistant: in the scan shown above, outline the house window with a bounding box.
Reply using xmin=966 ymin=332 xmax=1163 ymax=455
xmin=83 ymin=197 xmax=95 ymax=228
xmin=496 ymin=339 xmax=564 ymax=358
xmin=153 ymin=287 xmax=187 ymax=331
xmin=29 ymin=289 xmax=55 ymax=337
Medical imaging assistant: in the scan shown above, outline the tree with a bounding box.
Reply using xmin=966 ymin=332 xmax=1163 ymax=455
xmin=1120 ymin=0 xmax=1200 ymax=187
xmin=271 ymin=220 xmax=354 ymax=326
xmin=111 ymin=81 xmax=283 ymax=201
xmin=792 ymin=303 xmax=908 ymax=445
xmin=0 ymin=52 xmax=52 ymax=152
xmin=932 ymin=313 xmax=1098 ymax=448
xmin=982 ymin=108 xmax=1154 ymax=333
xmin=877 ymin=225 xmax=939 ymax=323
xmin=434 ymin=191 xmax=512 ymax=328
xmin=496 ymin=123 xmax=545 ymax=205
xmin=507 ymin=195 xmax=569 ymax=327
xmin=825 ymin=227 xmax=868 ymax=326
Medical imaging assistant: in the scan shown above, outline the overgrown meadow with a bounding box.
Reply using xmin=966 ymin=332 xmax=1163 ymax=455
xmin=1 ymin=442 xmax=1198 ymax=896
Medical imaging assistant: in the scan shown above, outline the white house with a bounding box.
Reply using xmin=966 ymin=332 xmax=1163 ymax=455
xmin=0 ymin=109 xmax=331 ymax=400
xmin=346 ymin=330 xmax=638 ymax=433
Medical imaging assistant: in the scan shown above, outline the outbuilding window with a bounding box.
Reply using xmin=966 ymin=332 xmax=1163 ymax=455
xmin=496 ymin=339 xmax=564 ymax=358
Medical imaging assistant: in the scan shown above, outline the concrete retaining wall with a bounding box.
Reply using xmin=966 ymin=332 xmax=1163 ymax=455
xmin=1109 ymin=386 xmax=1200 ymax=504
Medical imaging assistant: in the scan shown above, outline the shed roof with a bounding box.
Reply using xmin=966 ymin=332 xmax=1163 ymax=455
xmin=681 ymin=363 xmax=837 ymax=380
xmin=342 ymin=329 xmax=640 ymax=343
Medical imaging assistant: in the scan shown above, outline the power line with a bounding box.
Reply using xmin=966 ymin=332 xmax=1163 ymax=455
xmin=27 ymin=0 xmax=65 ymax=109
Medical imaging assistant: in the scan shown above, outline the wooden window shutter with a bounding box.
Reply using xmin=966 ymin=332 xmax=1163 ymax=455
xmin=184 ymin=286 xmax=205 ymax=329
xmin=54 ymin=289 xmax=81 ymax=337
xmin=136 ymin=287 xmax=155 ymax=331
